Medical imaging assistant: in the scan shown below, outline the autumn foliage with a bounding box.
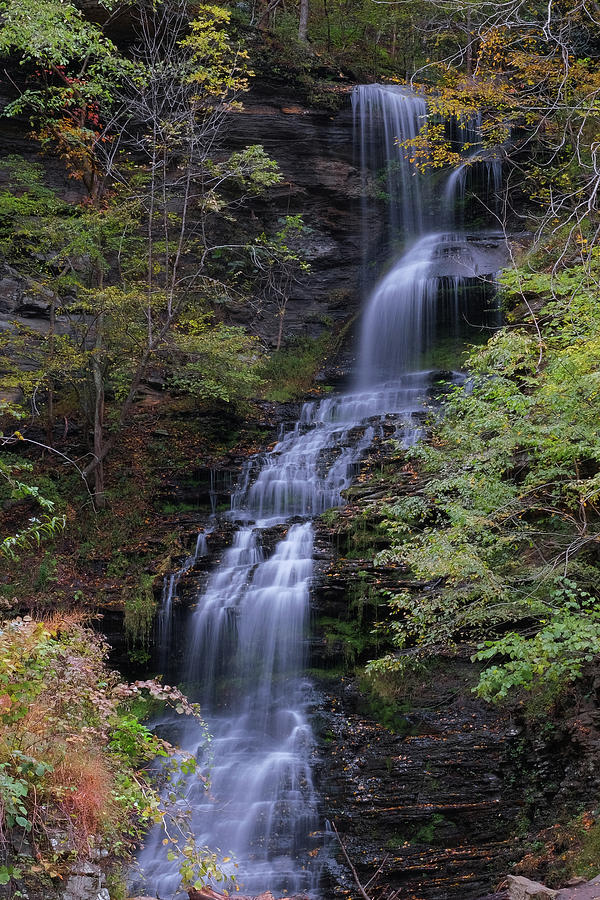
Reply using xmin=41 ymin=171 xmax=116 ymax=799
xmin=0 ymin=614 xmax=206 ymax=884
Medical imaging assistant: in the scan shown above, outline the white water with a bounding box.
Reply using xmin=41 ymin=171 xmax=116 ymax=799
xmin=135 ymin=84 xmax=505 ymax=899
xmin=156 ymin=531 xmax=211 ymax=674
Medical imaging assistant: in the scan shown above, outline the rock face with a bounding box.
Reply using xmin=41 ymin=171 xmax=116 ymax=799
xmin=313 ymin=664 xmax=523 ymax=899
xmin=0 ymin=266 xmax=74 ymax=341
xmin=557 ymin=875 xmax=600 ymax=899
xmin=0 ymin=80 xmax=368 ymax=350
xmin=307 ymin=484 xmax=600 ymax=900
xmin=502 ymin=875 xmax=600 ymax=900
xmin=227 ymin=83 xmax=377 ymax=344
xmin=60 ymin=861 xmax=109 ymax=900
xmin=305 ymin=511 xmax=524 ymax=898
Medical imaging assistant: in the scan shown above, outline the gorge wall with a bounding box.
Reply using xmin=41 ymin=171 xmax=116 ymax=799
xmin=0 ymin=81 xmax=371 ymax=349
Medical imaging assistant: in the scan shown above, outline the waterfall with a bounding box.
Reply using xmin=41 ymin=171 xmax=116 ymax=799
xmin=353 ymin=85 xmax=503 ymax=389
xmin=135 ymin=83 xmax=506 ymax=900
xmin=156 ymin=531 xmax=210 ymax=675
xmin=352 ymin=84 xmax=427 ymax=246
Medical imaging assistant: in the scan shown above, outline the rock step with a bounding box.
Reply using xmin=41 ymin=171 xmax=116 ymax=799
xmin=318 ymin=676 xmax=522 ymax=898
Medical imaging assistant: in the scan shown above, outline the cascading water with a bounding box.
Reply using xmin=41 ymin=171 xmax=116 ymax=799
xmin=353 ymin=84 xmax=427 ymax=251
xmin=135 ymin=84 xmax=506 ymax=899
xmin=353 ymin=85 xmax=504 ymax=391
xmin=156 ymin=530 xmax=211 ymax=676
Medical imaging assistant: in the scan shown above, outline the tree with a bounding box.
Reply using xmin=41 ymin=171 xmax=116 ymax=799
xmin=76 ymin=0 xmax=281 ymax=502
xmin=0 ymin=0 xmax=132 ymax=198
xmin=0 ymin=1 xmax=290 ymax=507
xmin=250 ymin=215 xmax=310 ymax=350
xmin=400 ymin=0 xmax=600 ymax=260
xmin=298 ymin=0 xmax=310 ymax=41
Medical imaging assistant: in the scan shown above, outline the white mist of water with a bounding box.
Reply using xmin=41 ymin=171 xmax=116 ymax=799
xmin=352 ymin=86 xmax=504 ymax=389
xmin=137 ymin=522 xmax=318 ymax=899
xmin=352 ymin=84 xmax=427 ymax=243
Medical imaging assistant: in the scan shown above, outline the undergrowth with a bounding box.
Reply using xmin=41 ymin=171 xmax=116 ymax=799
xmin=356 ymin=251 xmax=600 ymax=709
xmin=0 ymin=614 xmax=229 ymax=894
xmin=259 ymin=334 xmax=334 ymax=401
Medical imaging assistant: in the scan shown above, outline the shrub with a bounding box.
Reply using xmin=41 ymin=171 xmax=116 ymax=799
xmin=0 ymin=614 xmax=224 ymax=892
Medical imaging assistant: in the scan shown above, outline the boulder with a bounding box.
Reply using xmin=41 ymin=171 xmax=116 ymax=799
xmin=62 ymin=860 xmax=109 ymax=900
xmin=188 ymin=889 xmax=308 ymax=900
xmin=557 ymin=872 xmax=600 ymax=898
xmin=508 ymin=875 xmax=559 ymax=900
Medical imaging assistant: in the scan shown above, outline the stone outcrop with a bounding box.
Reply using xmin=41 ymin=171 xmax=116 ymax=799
xmin=0 ymin=266 xmax=74 ymax=340
xmin=59 ymin=861 xmax=109 ymax=900
xmin=227 ymin=84 xmax=376 ymax=344
xmin=313 ymin=664 xmax=523 ymax=899
xmin=508 ymin=876 xmax=559 ymax=900
xmin=558 ymin=875 xmax=600 ymax=899
xmin=506 ymin=874 xmax=600 ymax=900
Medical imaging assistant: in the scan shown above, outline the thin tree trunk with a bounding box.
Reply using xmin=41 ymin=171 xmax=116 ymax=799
xmin=466 ymin=9 xmax=473 ymax=78
xmin=92 ymin=352 xmax=105 ymax=508
xmin=147 ymin=122 xmax=157 ymax=347
xmin=298 ymin=0 xmax=309 ymax=42
xmin=89 ymin=263 xmax=106 ymax=508
xmin=276 ymin=306 xmax=286 ymax=351
xmin=82 ymin=340 xmax=155 ymax=482
xmin=323 ymin=0 xmax=331 ymax=49
xmin=47 ymin=298 xmax=55 ymax=447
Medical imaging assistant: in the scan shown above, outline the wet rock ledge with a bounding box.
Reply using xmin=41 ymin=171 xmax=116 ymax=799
xmin=312 ymin=662 xmax=523 ymax=899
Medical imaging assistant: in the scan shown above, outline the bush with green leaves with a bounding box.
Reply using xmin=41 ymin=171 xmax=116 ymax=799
xmin=366 ymin=252 xmax=600 ymax=705
xmin=0 ymin=451 xmax=65 ymax=561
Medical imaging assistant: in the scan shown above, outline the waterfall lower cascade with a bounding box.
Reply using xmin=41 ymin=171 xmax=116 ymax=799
xmin=135 ymin=85 xmax=506 ymax=899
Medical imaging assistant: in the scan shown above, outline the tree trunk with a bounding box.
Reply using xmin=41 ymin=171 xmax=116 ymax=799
xmin=82 ymin=342 xmax=154 ymax=483
xmin=298 ymin=0 xmax=309 ymax=42
xmin=466 ymin=9 xmax=473 ymax=78
xmin=276 ymin=305 xmax=286 ymax=351
xmin=323 ymin=0 xmax=331 ymax=49
xmin=91 ymin=315 xmax=106 ymax=509
xmin=46 ymin=298 xmax=55 ymax=447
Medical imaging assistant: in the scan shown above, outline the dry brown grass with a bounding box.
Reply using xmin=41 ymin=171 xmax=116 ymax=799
xmin=51 ymin=751 xmax=116 ymax=852
xmin=39 ymin=609 xmax=90 ymax=633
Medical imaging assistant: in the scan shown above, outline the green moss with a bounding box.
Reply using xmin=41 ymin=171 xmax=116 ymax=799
xmin=337 ymin=506 xmax=389 ymax=559
xmin=413 ymin=813 xmax=448 ymax=844
xmin=356 ymin=688 xmax=419 ymax=734
xmin=318 ymin=616 xmax=377 ymax=665
xmin=160 ymin=500 xmax=200 ymax=514
xmin=319 ymin=507 xmax=343 ymax=527
xmin=123 ymin=573 xmax=157 ymax=647
xmin=306 ymin=666 xmax=347 ymax=681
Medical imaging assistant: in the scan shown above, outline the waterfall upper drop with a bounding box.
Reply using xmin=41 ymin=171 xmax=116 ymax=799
xmin=354 ymin=84 xmax=505 ymax=389
xmin=353 ymin=84 xmax=427 ymax=244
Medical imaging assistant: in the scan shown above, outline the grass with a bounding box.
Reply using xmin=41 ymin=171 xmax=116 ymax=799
xmin=259 ymin=335 xmax=333 ymax=401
